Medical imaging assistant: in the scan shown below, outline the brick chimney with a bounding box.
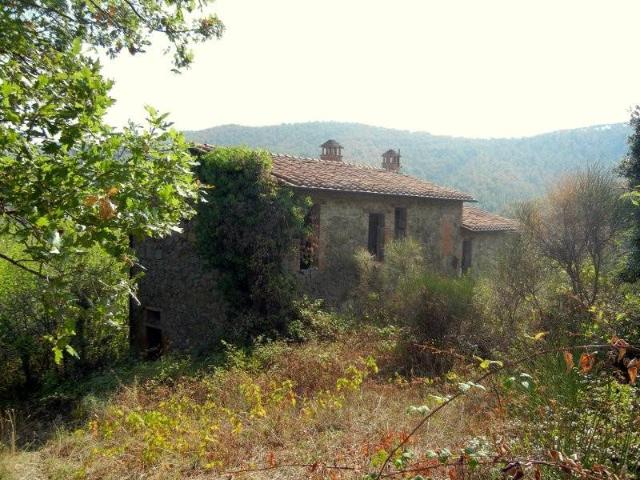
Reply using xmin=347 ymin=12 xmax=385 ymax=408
xmin=382 ymin=149 xmax=400 ymax=172
xmin=320 ymin=139 xmax=343 ymax=161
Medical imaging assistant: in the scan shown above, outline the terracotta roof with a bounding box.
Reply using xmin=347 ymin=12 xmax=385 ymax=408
xmin=190 ymin=145 xmax=475 ymax=201
xmin=462 ymin=206 xmax=517 ymax=232
xmin=271 ymin=154 xmax=474 ymax=201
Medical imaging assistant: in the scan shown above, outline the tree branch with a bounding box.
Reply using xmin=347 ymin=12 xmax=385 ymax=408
xmin=0 ymin=252 xmax=47 ymax=279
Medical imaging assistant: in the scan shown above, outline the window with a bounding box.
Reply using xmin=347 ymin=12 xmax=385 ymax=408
xmin=462 ymin=239 xmax=473 ymax=274
xmin=368 ymin=213 xmax=385 ymax=260
xmin=394 ymin=207 xmax=407 ymax=239
xmin=300 ymin=204 xmax=320 ymax=270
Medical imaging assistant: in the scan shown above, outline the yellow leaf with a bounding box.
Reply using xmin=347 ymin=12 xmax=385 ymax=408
xmin=563 ymin=351 xmax=574 ymax=372
xmin=106 ymin=186 xmax=118 ymax=197
xmin=533 ymin=331 xmax=549 ymax=341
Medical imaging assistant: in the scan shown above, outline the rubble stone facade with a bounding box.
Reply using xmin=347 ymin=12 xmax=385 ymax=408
xmin=130 ymin=142 xmax=515 ymax=354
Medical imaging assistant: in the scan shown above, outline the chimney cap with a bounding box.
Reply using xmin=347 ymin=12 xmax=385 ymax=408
xmin=320 ymin=139 xmax=343 ymax=148
xmin=382 ymin=149 xmax=399 ymax=157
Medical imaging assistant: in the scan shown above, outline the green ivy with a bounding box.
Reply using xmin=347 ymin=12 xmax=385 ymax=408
xmin=195 ymin=147 xmax=309 ymax=341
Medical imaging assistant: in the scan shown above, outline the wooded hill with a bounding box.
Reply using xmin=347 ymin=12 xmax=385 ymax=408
xmin=184 ymin=121 xmax=631 ymax=211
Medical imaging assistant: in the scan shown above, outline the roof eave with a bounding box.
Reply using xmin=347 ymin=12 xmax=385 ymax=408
xmin=461 ymin=225 xmax=518 ymax=233
xmin=272 ymin=177 xmax=475 ymax=202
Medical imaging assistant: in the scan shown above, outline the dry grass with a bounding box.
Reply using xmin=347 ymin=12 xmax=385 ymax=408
xmin=1 ymin=327 xmax=502 ymax=480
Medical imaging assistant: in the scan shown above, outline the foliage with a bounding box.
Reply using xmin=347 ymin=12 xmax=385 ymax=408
xmin=184 ymin=121 xmax=631 ymax=211
xmin=194 ymin=147 xmax=309 ymax=341
xmin=516 ymin=166 xmax=626 ymax=307
xmin=513 ymin=356 xmax=639 ymax=478
xmin=286 ymin=297 xmax=352 ymax=342
xmin=0 ymin=236 xmax=128 ymax=398
xmin=472 ymin=233 xmax=553 ymax=350
xmin=2 ymin=0 xmax=223 ymax=72
xmin=619 ymin=105 xmax=640 ymax=280
xmin=0 ymin=0 xmax=224 ymax=357
xmin=2 ymin=327 xmax=403 ymax=479
xmin=354 ymin=238 xmax=476 ymax=342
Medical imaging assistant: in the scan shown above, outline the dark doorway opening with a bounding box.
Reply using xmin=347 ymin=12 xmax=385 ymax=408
xmin=145 ymin=325 xmax=163 ymax=360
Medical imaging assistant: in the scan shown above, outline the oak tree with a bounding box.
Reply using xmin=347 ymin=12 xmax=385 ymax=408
xmin=0 ymin=0 xmax=224 ymax=358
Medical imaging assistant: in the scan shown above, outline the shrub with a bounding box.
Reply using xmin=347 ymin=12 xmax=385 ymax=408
xmin=353 ymin=238 xmax=476 ymax=347
xmin=286 ymin=297 xmax=352 ymax=342
xmin=513 ymin=356 xmax=639 ymax=478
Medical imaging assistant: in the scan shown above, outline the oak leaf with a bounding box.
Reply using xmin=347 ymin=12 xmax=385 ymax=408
xmin=448 ymin=466 xmax=458 ymax=480
xmin=534 ymin=465 xmax=541 ymax=480
xmin=501 ymin=462 xmax=523 ymax=480
xmin=98 ymin=197 xmax=117 ymax=220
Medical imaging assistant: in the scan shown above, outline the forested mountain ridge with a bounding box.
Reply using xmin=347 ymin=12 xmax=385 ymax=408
xmin=184 ymin=122 xmax=631 ymax=211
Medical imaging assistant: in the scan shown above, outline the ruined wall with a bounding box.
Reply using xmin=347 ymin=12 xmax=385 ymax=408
xmin=130 ymin=223 xmax=228 ymax=353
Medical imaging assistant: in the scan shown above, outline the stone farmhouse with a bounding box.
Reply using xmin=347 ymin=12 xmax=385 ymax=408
xmin=130 ymin=140 xmax=516 ymax=354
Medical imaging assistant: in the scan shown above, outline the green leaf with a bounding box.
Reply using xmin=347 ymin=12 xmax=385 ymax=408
xmin=53 ymin=347 xmax=63 ymax=365
xmin=65 ymin=344 xmax=79 ymax=358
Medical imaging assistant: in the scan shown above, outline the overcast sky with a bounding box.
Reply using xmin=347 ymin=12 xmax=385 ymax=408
xmin=101 ymin=0 xmax=640 ymax=138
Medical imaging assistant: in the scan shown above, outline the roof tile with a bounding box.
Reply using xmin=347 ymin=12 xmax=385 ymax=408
xmin=462 ymin=206 xmax=517 ymax=232
xmin=191 ymin=145 xmax=475 ymax=202
xmin=271 ymin=154 xmax=474 ymax=201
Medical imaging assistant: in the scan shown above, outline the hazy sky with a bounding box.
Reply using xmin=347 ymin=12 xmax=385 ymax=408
xmin=101 ymin=0 xmax=640 ymax=138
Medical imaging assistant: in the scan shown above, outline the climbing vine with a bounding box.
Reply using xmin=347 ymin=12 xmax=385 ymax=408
xmin=194 ymin=147 xmax=309 ymax=340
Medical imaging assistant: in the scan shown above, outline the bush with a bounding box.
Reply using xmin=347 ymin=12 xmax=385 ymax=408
xmin=353 ymin=237 xmax=476 ymax=345
xmin=286 ymin=297 xmax=352 ymax=342
xmin=513 ymin=356 xmax=639 ymax=478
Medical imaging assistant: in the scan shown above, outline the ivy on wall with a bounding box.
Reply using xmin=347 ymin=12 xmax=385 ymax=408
xmin=195 ymin=147 xmax=310 ymax=340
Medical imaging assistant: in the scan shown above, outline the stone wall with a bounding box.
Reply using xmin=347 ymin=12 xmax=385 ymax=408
xmin=131 ymin=190 xmax=465 ymax=353
xmin=291 ymin=190 xmax=464 ymax=304
xmin=461 ymin=229 xmax=514 ymax=274
xmin=130 ymin=223 xmax=228 ymax=353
